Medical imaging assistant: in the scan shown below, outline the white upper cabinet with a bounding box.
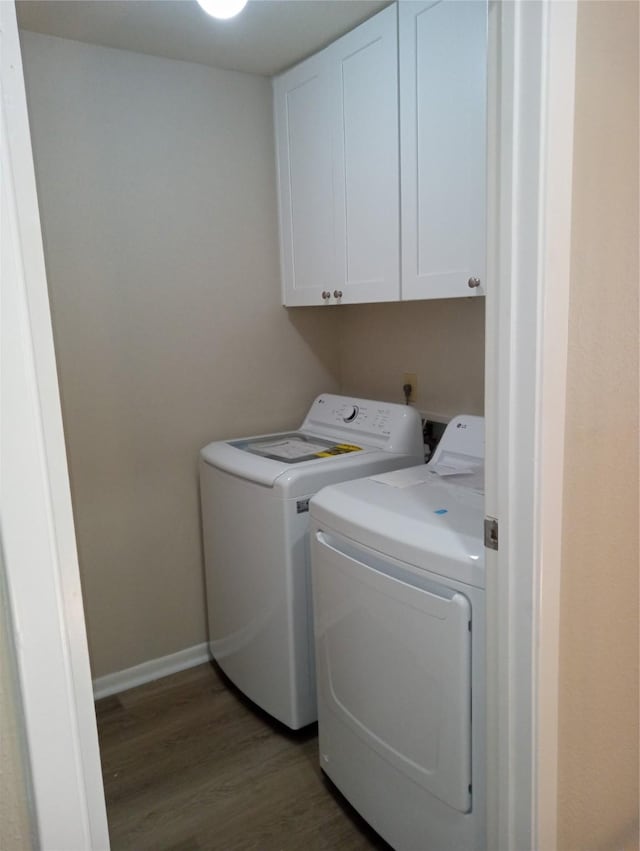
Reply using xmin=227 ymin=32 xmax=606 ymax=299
xmin=332 ymin=6 xmax=400 ymax=304
xmin=400 ymin=1 xmax=487 ymax=301
xmin=273 ymin=53 xmax=335 ymax=307
xmin=273 ymin=1 xmax=487 ymax=307
xmin=274 ymin=5 xmax=399 ymax=307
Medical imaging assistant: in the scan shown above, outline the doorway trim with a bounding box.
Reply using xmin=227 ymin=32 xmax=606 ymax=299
xmin=485 ymin=1 xmax=577 ymax=849
xmin=1 ymin=3 xmax=110 ymax=848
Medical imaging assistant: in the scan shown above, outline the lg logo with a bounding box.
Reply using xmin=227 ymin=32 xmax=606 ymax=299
xmin=457 ymin=422 xmax=467 ymax=429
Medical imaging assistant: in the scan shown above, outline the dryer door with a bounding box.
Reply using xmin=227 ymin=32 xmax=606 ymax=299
xmin=312 ymin=529 xmax=472 ymax=813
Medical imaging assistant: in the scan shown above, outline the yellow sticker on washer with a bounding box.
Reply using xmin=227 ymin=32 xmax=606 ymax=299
xmin=314 ymin=443 xmax=362 ymax=458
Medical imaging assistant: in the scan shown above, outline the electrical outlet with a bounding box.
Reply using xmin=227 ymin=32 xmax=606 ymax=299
xmin=402 ymin=372 xmax=417 ymax=403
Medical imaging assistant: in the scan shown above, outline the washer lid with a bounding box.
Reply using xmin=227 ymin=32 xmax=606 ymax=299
xmin=230 ymin=432 xmax=363 ymax=464
xmin=200 ymin=430 xmax=373 ymax=488
xmin=310 ymin=466 xmax=485 ymax=588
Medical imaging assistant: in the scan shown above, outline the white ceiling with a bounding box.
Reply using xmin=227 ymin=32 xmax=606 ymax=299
xmin=16 ymin=0 xmax=390 ymax=77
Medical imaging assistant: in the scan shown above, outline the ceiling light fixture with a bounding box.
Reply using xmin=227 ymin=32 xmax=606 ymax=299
xmin=196 ymin=0 xmax=248 ymax=20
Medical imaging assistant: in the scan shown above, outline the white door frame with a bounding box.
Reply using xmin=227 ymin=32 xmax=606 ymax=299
xmin=0 ymin=3 xmax=110 ymax=848
xmin=1 ymin=0 xmax=577 ymax=848
xmin=485 ymin=1 xmax=577 ymax=849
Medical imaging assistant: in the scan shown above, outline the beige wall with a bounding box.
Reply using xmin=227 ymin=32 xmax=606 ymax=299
xmin=0 ymin=569 xmax=33 ymax=851
xmin=338 ymin=298 xmax=485 ymax=418
xmin=20 ymin=30 xmax=484 ymax=681
xmin=558 ymin=3 xmax=639 ymax=849
xmin=20 ymin=31 xmax=341 ymax=678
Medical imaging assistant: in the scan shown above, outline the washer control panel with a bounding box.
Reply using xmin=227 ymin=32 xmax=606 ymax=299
xmin=301 ymin=394 xmax=423 ymax=456
xmin=342 ymin=405 xmax=359 ymax=423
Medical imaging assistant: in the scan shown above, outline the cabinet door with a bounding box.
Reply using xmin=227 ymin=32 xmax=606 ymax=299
xmin=273 ymin=54 xmax=336 ymax=306
xmin=400 ymin=0 xmax=487 ymax=301
xmin=331 ymin=4 xmax=400 ymax=304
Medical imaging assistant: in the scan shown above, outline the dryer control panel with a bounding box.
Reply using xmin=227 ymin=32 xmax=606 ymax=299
xmin=301 ymin=394 xmax=423 ymax=456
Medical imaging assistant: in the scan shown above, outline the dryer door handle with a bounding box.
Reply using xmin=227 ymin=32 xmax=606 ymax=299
xmin=314 ymin=530 xmax=463 ymax=605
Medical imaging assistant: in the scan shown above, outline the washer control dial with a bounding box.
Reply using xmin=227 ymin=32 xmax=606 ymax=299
xmin=343 ymin=405 xmax=359 ymax=423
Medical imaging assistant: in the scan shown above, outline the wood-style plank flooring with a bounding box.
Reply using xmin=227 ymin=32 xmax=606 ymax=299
xmin=96 ymin=662 xmax=390 ymax=851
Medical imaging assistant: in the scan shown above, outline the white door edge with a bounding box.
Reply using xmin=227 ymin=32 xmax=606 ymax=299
xmin=485 ymin=1 xmax=577 ymax=850
xmin=0 ymin=3 xmax=110 ymax=848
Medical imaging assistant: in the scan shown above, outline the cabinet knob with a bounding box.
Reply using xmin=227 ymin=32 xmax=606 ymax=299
xmin=468 ymin=277 xmax=481 ymax=289
xmin=321 ymin=291 xmax=331 ymax=300
xmin=333 ymin=290 xmax=343 ymax=299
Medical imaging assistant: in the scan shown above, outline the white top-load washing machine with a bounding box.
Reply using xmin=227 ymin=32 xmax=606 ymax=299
xmin=199 ymin=394 xmax=424 ymax=730
xmin=310 ymin=415 xmax=486 ymax=851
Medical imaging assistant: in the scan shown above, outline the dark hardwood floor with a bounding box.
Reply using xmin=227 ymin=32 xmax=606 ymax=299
xmin=96 ymin=662 xmax=390 ymax=851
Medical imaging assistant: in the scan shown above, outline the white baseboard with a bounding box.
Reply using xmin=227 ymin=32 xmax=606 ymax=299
xmin=93 ymin=642 xmax=211 ymax=700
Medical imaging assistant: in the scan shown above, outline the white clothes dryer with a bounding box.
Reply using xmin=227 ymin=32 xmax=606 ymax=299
xmin=199 ymin=394 xmax=424 ymax=730
xmin=310 ymin=415 xmax=486 ymax=850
